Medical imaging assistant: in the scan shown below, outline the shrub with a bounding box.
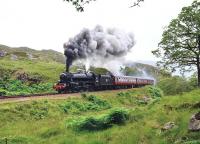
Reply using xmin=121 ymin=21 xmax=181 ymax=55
xmin=0 ymin=88 xmax=7 ymax=96
xmin=81 ymin=93 xmax=87 ymax=98
xmin=105 ymin=108 xmax=129 ymax=124
xmin=30 ymin=83 xmax=54 ymax=93
xmin=0 ymin=79 xmax=54 ymax=96
xmin=188 ymin=74 xmax=198 ymax=89
xmin=145 ymin=86 xmax=163 ymax=98
xmin=157 ymin=76 xmax=193 ymax=95
xmin=59 ymin=101 xmax=89 ymax=113
xmin=86 ymin=95 xmax=111 ymax=109
xmin=59 ymin=96 xmax=111 ymax=114
xmin=78 ymin=117 xmax=110 ymax=131
xmin=67 ymin=108 xmax=129 ymax=131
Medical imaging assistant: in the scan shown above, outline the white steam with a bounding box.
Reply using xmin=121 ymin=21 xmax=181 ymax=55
xmin=64 ymin=25 xmax=135 ymax=73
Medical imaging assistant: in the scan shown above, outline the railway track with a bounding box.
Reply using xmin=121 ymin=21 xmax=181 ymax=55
xmin=0 ymin=88 xmax=133 ymax=100
xmin=0 ymin=93 xmax=62 ymax=100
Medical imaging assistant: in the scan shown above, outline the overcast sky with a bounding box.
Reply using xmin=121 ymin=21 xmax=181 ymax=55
xmin=0 ymin=0 xmax=193 ymax=63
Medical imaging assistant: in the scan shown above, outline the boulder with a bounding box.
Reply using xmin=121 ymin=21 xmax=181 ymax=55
xmin=0 ymin=51 xmax=7 ymax=57
xmin=27 ymin=53 xmax=37 ymax=60
xmin=161 ymin=122 xmax=175 ymax=131
xmin=188 ymin=112 xmax=200 ymax=131
xmin=143 ymin=96 xmax=151 ymax=103
xmin=10 ymin=54 xmax=18 ymax=60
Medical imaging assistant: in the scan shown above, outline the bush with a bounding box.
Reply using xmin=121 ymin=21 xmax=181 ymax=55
xmin=145 ymin=86 xmax=163 ymax=98
xmin=105 ymin=108 xmax=129 ymax=124
xmin=59 ymin=95 xmax=111 ymax=114
xmin=0 ymin=88 xmax=7 ymax=96
xmin=157 ymin=76 xmax=193 ymax=95
xmin=67 ymin=108 xmax=129 ymax=131
xmin=188 ymin=74 xmax=198 ymax=89
xmin=30 ymin=83 xmax=54 ymax=93
xmin=0 ymin=79 xmax=54 ymax=96
xmin=78 ymin=117 xmax=110 ymax=131
xmin=81 ymin=93 xmax=87 ymax=98
xmin=85 ymin=95 xmax=111 ymax=108
xmin=59 ymin=101 xmax=90 ymax=113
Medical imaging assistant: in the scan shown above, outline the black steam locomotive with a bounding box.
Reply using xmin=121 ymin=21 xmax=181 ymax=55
xmin=53 ymin=70 xmax=154 ymax=93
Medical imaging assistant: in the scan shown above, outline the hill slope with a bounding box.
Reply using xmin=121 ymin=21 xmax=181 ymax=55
xmin=0 ymin=44 xmax=65 ymax=63
xmin=0 ymin=45 xmax=66 ymax=95
xmin=0 ymin=44 xmax=65 ymax=83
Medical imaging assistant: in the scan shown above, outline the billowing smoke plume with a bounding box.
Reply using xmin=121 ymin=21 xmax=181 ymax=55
xmin=64 ymin=25 xmax=135 ymax=72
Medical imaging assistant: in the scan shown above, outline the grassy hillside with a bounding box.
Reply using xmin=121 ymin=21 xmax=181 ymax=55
xmin=0 ymin=59 xmax=64 ymax=83
xmin=0 ymin=44 xmax=66 ymax=95
xmin=0 ymin=44 xmax=65 ymax=63
xmin=0 ymin=44 xmax=65 ymax=83
xmin=0 ymin=87 xmax=200 ymax=144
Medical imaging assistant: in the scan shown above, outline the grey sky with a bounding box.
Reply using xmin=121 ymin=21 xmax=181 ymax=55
xmin=0 ymin=0 xmax=193 ymax=62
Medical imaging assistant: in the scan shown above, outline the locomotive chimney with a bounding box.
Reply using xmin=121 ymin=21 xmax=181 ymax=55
xmin=66 ymin=59 xmax=71 ymax=73
xmin=66 ymin=66 xmax=69 ymax=73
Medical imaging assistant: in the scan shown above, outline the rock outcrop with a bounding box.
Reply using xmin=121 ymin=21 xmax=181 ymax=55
xmin=188 ymin=112 xmax=200 ymax=131
xmin=0 ymin=51 xmax=7 ymax=57
xmin=161 ymin=122 xmax=175 ymax=131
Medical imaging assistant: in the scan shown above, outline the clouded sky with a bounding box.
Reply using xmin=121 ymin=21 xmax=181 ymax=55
xmin=0 ymin=0 xmax=193 ymax=63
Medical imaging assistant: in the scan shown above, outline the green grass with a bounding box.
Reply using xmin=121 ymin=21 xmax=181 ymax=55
xmin=0 ymin=59 xmax=65 ymax=83
xmin=0 ymin=80 xmax=55 ymax=96
xmin=0 ymin=87 xmax=200 ymax=144
xmin=0 ymin=58 xmax=65 ymax=95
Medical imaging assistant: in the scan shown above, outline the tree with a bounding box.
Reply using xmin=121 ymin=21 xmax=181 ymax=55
xmin=63 ymin=0 xmax=144 ymax=12
xmin=157 ymin=76 xmax=193 ymax=95
xmin=63 ymin=0 xmax=96 ymax=12
xmin=152 ymin=0 xmax=200 ymax=86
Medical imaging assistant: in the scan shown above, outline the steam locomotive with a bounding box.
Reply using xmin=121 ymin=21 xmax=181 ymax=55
xmin=53 ymin=70 xmax=154 ymax=93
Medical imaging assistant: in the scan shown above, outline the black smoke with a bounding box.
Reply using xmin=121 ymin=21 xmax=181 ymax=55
xmin=64 ymin=25 xmax=135 ymax=72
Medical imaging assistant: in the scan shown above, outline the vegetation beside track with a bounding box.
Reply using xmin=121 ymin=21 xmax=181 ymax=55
xmin=1 ymin=87 xmax=200 ymax=144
